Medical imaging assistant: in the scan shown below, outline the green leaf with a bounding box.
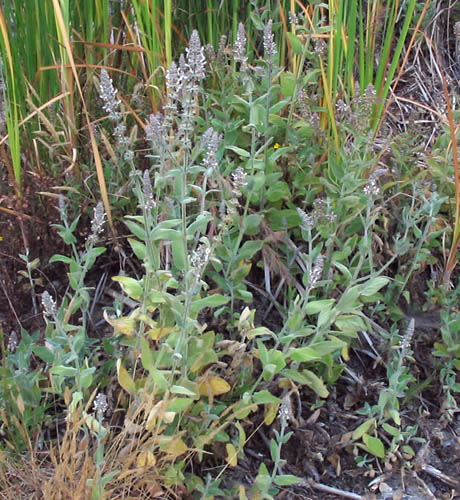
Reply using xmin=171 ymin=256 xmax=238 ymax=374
xmin=171 ymin=239 xmax=186 ymax=270
xmin=50 ymin=365 xmax=77 ymax=377
xmin=235 ymin=289 xmax=253 ymax=302
xmin=239 ymin=240 xmax=263 ymax=260
xmin=269 ymin=100 xmax=289 ymax=114
xmin=246 ymin=326 xmax=274 ymax=339
xmin=297 ymin=369 xmax=329 ymax=398
xmin=334 ymin=314 xmax=366 ymax=332
xmin=288 ymin=347 xmax=321 ymax=362
xmin=226 ymin=145 xmax=250 ymax=158
xmin=187 ymin=214 xmax=213 ymax=235
xmin=49 ymin=254 xmax=73 ymax=265
xmin=170 ymin=385 xmax=197 ymax=397
xmin=33 ymin=345 xmax=55 ymax=363
xmin=353 ymin=418 xmax=376 ymax=441
xmin=360 ymin=277 xmax=390 ymax=297
xmin=141 ymin=338 xmax=154 ymax=373
xmin=242 ymin=214 xmax=262 ymax=235
xmin=72 ymin=329 xmax=85 ymax=354
xmin=286 ymin=33 xmax=303 ymax=55
xmin=167 ymin=398 xmax=193 ymax=413
xmin=256 ymin=462 xmax=271 ymax=490
xmin=257 ymin=341 xmax=269 ymax=365
xmin=381 ymin=423 xmax=400 ymax=437
xmin=310 ymin=339 xmax=346 ymax=356
xmin=124 ymin=219 xmax=147 ymax=240
xmin=151 ymin=228 xmax=182 ymax=241
xmin=80 ymin=367 xmax=95 ymax=389
xmin=250 ymin=103 xmax=266 ymax=133
xmin=362 ymin=434 xmax=385 ymax=458
xmin=280 ymin=71 xmax=297 ymax=97
xmin=270 ymin=438 xmax=278 ymax=462
xmin=190 ymin=294 xmax=229 ymax=315
xmin=266 ymin=181 xmax=290 ymax=202
xmin=333 ymin=261 xmax=352 ymax=281
xmin=151 ymin=368 xmax=169 ymax=391
xmin=305 ymin=299 xmax=335 ymax=315
xmin=83 ymin=247 xmax=106 ymax=270
xmin=266 ymin=208 xmax=300 ymax=231
xmin=337 ymin=285 xmax=362 ymax=313
xmin=149 ymin=289 xmax=166 ymax=304
xmin=128 ymin=238 xmax=147 ymax=260
xmin=69 ymin=391 xmax=83 ymax=412
xmin=112 ymin=276 xmax=143 ymax=301
xmin=274 ymin=474 xmax=302 ymax=486
xmin=253 ymin=390 xmax=281 ymax=405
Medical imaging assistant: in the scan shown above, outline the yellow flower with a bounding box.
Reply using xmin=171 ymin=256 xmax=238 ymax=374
xmin=273 ymin=143 xmax=280 ymax=149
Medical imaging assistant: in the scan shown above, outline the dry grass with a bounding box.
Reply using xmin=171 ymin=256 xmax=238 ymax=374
xmin=0 ymin=399 xmax=186 ymax=500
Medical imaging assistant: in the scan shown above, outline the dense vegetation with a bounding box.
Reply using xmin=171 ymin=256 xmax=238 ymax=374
xmin=0 ymin=1 xmax=460 ymax=498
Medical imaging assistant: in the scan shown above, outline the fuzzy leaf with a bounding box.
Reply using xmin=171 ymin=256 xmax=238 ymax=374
xmin=112 ymin=276 xmax=143 ymax=301
xmin=286 ymin=33 xmax=303 ymax=54
xmin=253 ymin=390 xmax=281 ymax=405
xmin=226 ymin=145 xmax=250 ymax=158
xmin=49 ymin=254 xmax=73 ymax=265
xmin=51 ymin=365 xmax=77 ymax=377
xmin=305 ymin=299 xmax=335 ymax=315
xmin=298 ymin=369 xmax=329 ymax=398
xmin=33 ymin=345 xmax=55 ymax=363
xmin=334 ymin=314 xmax=366 ymax=332
xmin=274 ymin=474 xmax=302 ymax=486
xmin=128 ymin=238 xmax=147 ymax=260
xmin=123 ymin=219 xmax=147 ymax=240
xmin=167 ymin=398 xmax=193 ymax=413
xmin=362 ymin=434 xmax=385 ymax=458
xmin=353 ymin=418 xmax=376 ymax=441
xmin=280 ymin=70 xmax=297 ymax=97
xmin=239 ymin=240 xmax=263 ymax=260
xmin=190 ymin=294 xmax=229 ymax=315
xmin=360 ymin=277 xmax=390 ymax=297
xmin=288 ymin=347 xmax=321 ymax=362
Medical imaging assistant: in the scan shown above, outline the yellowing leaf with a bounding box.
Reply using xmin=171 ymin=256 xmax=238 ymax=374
xmin=159 ymin=436 xmax=188 ymax=456
xmin=198 ymin=376 xmax=231 ymax=397
xmin=226 ymin=443 xmax=238 ymax=466
xmin=148 ymin=326 xmax=174 ymax=340
xmin=16 ymin=395 xmax=24 ymax=415
xmin=353 ymin=418 xmax=376 ymax=441
xmin=146 ymin=400 xmax=176 ymax=430
xmin=83 ymin=411 xmax=106 ymax=434
xmin=137 ymin=450 xmax=156 ymax=468
xmin=238 ymin=485 xmax=249 ymax=500
xmin=117 ymin=359 xmax=136 ymax=395
xmin=341 ymin=343 xmax=350 ymax=361
xmin=264 ymin=402 xmax=279 ymax=425
xmin=104 ymin=310 xmax=137 ymax=336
